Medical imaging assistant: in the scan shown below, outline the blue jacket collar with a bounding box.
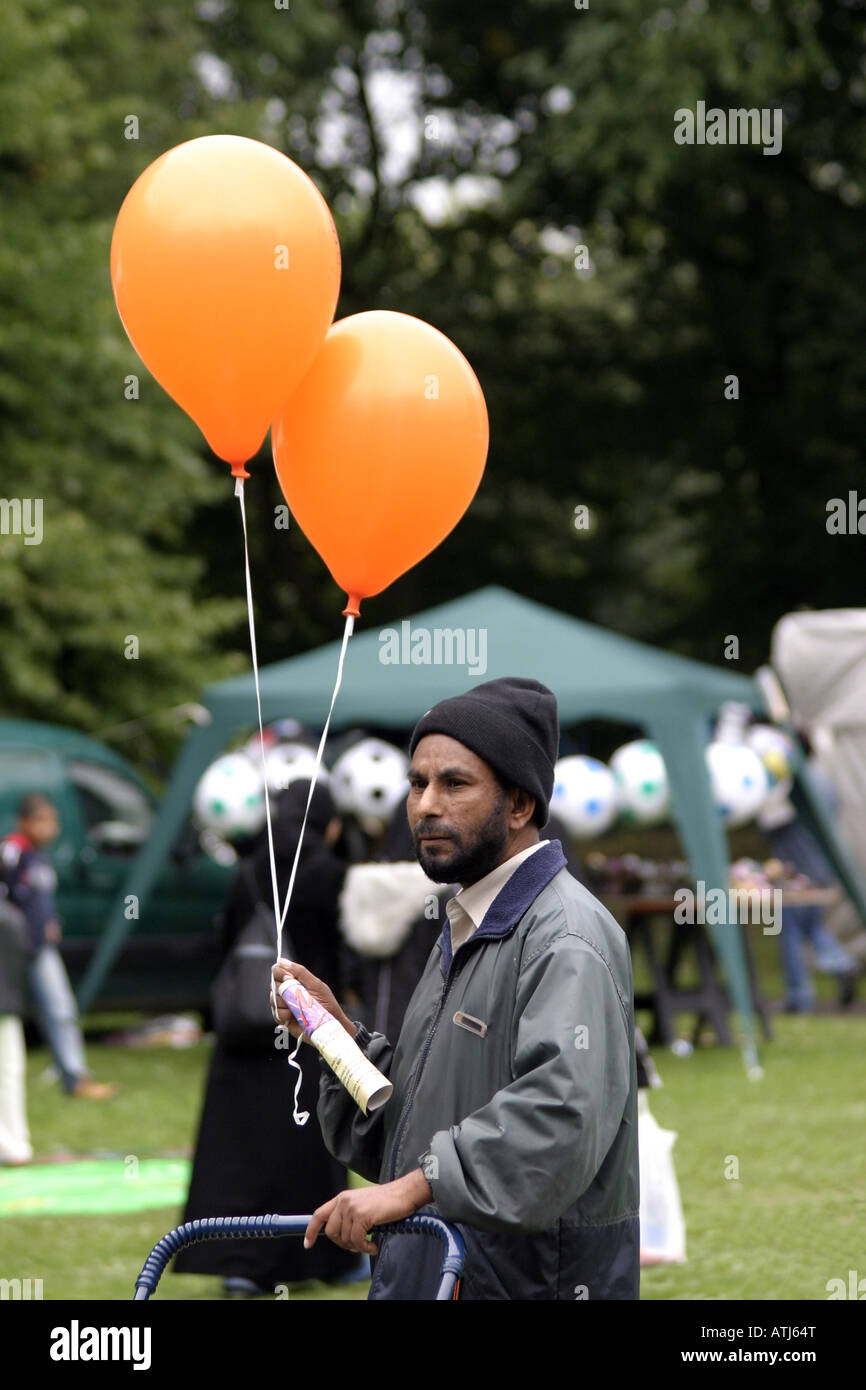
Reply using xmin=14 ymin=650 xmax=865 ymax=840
xmin=440 ymin=840 xmax=567 ymax=976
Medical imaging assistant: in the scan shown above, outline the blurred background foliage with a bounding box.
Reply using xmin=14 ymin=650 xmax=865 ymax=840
xmin=1 ymin=0 xmax=864 ymax=768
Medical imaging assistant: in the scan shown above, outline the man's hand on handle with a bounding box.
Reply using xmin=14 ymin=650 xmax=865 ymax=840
xmin=270 ymin=958 xmax=358 ymax=1041
xmin=304 ymin=1169 xmax=434 ymax=1255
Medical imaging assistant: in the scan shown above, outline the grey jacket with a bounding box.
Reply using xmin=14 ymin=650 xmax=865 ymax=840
xmin=318 ymin=840 xmax=640 ymax=1300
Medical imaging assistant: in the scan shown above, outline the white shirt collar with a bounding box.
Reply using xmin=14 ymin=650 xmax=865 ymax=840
xmin=446 ymin=840 xmax=548 ymax=951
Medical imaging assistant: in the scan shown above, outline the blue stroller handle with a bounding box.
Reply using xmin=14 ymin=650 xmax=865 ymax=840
xmin=133 ymin=1212 xmax=465 ymax=1301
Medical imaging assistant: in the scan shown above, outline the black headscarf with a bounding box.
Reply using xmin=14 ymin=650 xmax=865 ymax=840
xmin=271 ymin=779 xmax=338 ymax=851
xmin=219 ymin=779 xmax=343 ymax=970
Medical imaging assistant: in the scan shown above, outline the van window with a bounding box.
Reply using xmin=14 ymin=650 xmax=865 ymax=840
xmin=67 ymin=761 xmax=153 ymax=848
xmin=0 ymin=750 xmax=61 ymax=796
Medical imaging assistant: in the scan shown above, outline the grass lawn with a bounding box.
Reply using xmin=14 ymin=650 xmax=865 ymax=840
xmin=3 ymin=1039 xmax=370 ymax=1301
xmin=2 ymin=983 xmax=864 ymax=1301
xmin=639 ymin=1014 xmax=866 ymax=1301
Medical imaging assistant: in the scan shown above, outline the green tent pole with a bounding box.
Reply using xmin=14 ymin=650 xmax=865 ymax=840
xmin=650 ymin=709 xmax=762 ymax=1075
xmin=76 ymin=719 xmax=227 ymax=1013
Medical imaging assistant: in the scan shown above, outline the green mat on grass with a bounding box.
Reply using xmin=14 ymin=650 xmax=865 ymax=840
xmin=0 ymin=1158 xmax=190 ymax=1216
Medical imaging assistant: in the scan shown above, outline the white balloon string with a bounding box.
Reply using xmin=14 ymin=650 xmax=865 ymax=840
xmin=273 ymin=613 xmax=353 ymax=1127
xmin=234 ymin=478 xmax=282 ymax=954
xmin=236 ymin=476 xmax=354 ymax=1120
xmin=287 ymin=1031 xmax=310 ymax=1127
xmin=276 ymin=613 xmax=354 ymax=952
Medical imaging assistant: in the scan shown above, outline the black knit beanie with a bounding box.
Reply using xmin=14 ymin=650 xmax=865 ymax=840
xmin=409 ymin=677 xmax=559 ymax=824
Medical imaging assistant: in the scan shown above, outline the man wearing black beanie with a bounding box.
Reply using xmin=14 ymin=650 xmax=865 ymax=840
xmin=274 ymin=677 xmax=639 ymax=1300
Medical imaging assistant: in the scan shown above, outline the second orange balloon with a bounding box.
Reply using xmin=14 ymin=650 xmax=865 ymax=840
xmin=272 ymin=311 xmax=489 ymax=616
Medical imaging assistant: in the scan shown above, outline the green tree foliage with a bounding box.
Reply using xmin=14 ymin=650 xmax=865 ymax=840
xmin=199 ymin=0 xmax=866 ymax=670
xmin=0 ymin=1 xmax=245 ymax=763
xmin=3 ymin=0 xmax=864 ymax=767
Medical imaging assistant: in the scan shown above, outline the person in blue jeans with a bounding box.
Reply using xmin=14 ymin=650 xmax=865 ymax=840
xmin=759 ymin=791 xmax=858 ymax=1012
xmin=0 ymin=795 xmax=116 ymax=1100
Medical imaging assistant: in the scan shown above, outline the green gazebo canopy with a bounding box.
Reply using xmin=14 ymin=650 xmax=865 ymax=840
xmin=204 ymin=584 xmax=761 ymax=727
xmin=80 ymin=586 xmax=866 ymax=1069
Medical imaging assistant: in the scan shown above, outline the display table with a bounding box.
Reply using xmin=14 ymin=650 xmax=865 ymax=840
xmin=599 ymin=889 xmax=839 ymax=1047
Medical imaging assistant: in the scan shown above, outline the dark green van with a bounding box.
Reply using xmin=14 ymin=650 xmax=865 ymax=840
xmin=0 ymin=719 xmax=234 ymax=1010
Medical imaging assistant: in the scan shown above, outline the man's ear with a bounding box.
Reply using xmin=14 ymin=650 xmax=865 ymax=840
xmin=507 ymin=786 xmax=536 ymax=831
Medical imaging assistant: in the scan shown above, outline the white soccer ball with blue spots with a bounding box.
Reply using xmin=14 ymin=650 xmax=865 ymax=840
xmin=551 ymin=756 xmax=619 ymax=839
xmin=705 ymin=742 xmax=769 ymax=828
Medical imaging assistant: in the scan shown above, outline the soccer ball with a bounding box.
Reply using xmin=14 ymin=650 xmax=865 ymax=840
xmin=551 ymin=757 xmax=618 ymax=839
xmin=705 ymin=742 xmax=769 ymax=828
xmin=609 ymin=740 xmax=670 ymax=826
xmin=193 ymin=753 xmax=266 ymax=840
xmin=262 ymin=742 xmax=328 ymax=793
xmin=746 ymin=724 xmax=796 ymax=792
xmin=331 ymin=738 xmax=410 ymax=827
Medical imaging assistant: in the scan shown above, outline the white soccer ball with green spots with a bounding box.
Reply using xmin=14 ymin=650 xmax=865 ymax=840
xmin=609 ymin=740 xmax=670 ymax=826
xmin=193 ymin=753 xmax=266 ymax=840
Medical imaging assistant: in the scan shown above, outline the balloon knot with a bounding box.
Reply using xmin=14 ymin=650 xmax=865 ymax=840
xmin=230 ymin=461 xmax=250 ymax=480
xmin=342 ymin=595 xmax=362 ymax=619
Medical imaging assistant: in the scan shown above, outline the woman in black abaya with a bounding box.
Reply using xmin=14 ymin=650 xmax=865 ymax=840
xmin=174 ymin=779 xmax=362 ymax=1294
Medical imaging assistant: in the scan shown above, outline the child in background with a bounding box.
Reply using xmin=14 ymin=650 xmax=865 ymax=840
xmin=0 ymin=794 xmax=116 ymax=1099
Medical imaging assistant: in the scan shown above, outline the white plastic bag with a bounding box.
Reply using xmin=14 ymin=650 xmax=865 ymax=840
xmin=638 ymin=1091 xmax=686 ymax=1264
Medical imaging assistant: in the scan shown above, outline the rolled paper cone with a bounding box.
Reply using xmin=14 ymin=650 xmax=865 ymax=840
xmin=278 ymin=979 xmax=393 ymax=1114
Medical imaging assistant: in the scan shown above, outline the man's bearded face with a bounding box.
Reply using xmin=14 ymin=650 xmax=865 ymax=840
xmin=406 ymin=734 xmax=513 ymax=887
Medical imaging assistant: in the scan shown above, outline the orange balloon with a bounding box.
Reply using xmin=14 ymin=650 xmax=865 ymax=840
xmin=110 ymin=135 xmax=341 ymax=473
xmin=272 ymin=311 xmax=489 ymax=616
